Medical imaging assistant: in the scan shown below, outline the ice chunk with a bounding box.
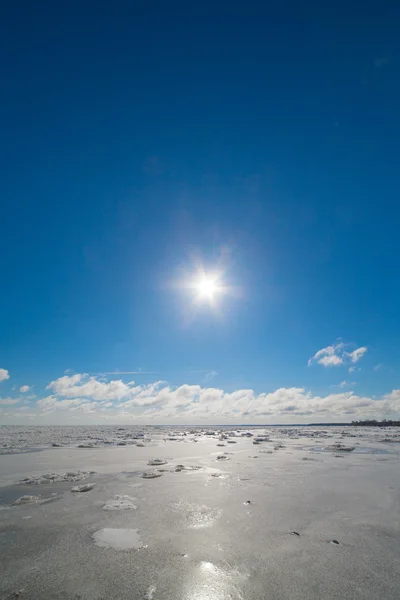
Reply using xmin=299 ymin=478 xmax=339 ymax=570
xmin=142 ymin=471 xmax=162 ymax=479
xmin=71 ymin=483 xmax=95 ymax=492
xmin=12 ymin=495 xmax=39 ymax=505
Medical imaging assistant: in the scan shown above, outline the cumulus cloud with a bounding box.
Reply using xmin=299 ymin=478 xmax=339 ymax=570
xmin=384 ymin=390 xmax=400 ymax=404
xmin=319 ymin=354 xmax=343 ymax=367
xmin=11 ymin=372 xmax=396 ymax=424
xmin=20 ymin=385 xmax=30 ymax=393
xmin=0 ymin=368 xmax=10 ymax=382
xmin=308 ymin=343 xmax=368 ymax=368
xmin=347 ymin=347 xmax=368 ymax=363
xmin=46 ymin=373 xmax=139 ymax=401
xmin=308 ymin=344 xmax=344 ymax=367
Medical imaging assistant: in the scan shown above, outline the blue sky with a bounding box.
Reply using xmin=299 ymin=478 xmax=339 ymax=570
xmin=1 ymin=1 xmax=399 ymax=424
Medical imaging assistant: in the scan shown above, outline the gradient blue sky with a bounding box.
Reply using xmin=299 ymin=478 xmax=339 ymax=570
xmin=1 ymin=1 xmax=399 ymax=424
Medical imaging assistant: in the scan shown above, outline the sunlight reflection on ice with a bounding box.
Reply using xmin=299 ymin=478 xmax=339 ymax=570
xmin=184 ymin=561 xmax=246 ymax=600
xmin=172 ymin=500 xmax=222 ymax=529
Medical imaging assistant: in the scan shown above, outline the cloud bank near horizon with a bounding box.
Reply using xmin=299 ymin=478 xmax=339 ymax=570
xmin=1 ymin=372 xmax=400 ymax=425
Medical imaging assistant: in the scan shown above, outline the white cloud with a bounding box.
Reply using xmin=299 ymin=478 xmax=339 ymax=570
xmin=309 ymin=343 xmax=368 ymax=368
xmin=384 ymin=390 xmax=400 ymax=405
xmin=0 ymin=398 xmax=20 ymax=405
xmin=20 ymin=385 xmax=30 ymax=393
xmin=13 ymin=371 xmax=399 ymax=425
xmin=36 ymin=396 xmax=89 ymax=412
xmin=0 ymin=366 xmax=395 ymax=424
xmin=347 ymin=347 xmax=368 ymax=363
xmin=319 ymin=355 xmax=343 ymax=366
xmin=373 ymin=364 xmax=382 ymax=372
xmin=73 ymin=401 xmax=98 ymax=414
xmin=0 ymin=369 xmax=10 ymax=382
xmin=308 ymin=343 xmax=344 ymax=367
xmin=46 ymin=373 xmax=139 ymax=401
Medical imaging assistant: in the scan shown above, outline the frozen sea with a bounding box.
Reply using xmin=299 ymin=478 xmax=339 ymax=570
xmin=1 ymin=425 xmax=400 ymax=599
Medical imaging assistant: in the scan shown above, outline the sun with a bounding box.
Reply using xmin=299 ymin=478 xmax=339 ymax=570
xmin=188 ymin=272 xmax=224 ymax=304
xmin=196 ymin=276 xmax=218 ymax=300
xmin=178 ymin=264 xmax=233 ymax=311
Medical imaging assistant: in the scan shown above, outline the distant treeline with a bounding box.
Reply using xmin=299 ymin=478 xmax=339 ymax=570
xmin=352 ymin=419 xmax=400 ymax=427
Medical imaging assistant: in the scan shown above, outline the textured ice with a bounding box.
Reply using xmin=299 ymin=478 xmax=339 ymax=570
xmin=329 ymin=443 xmax=355 ymax=452
xmin=19 ymin=470 xmax=95 ymax=485
xmin=12 ymin=495 xmax=39 ymax=505
xmin=144 ymin=584 xmax=157 ymax=599
xmin=102 ymin=495 xmax=137 ymax=510
xmin=172 ymin=500 xmax=222 ymax=529
xmin=71 ymin=483 xmax=95 ymax=492
xmin=2 ymin=424 xmax=400 ymax=599
xmin=10 ymin=494 xmax=59 ymax=507
xmin=216 ymin=454 xmax=229 ymax=461
xmin=2 ymin=423 xmax=396 ymax=455
xmin=174 ymin=464 xmax=201 ymax=472
xmin=92 ymin=528 xmax=143 ymax=550
xmin=142 ymin=471 xmax=162 ymax=479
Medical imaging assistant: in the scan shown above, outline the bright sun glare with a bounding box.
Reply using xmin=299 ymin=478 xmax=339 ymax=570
xmin=180 ymin=263 xmax=232 ymax=311
xmin=196 ymin=276 xmax=218 ymax=299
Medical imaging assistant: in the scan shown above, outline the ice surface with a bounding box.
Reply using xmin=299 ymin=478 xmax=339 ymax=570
xmin=92 ymin=528 xmax=143 ymax=550
xmin=1 ymin=425 xmax=400 ymax=599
